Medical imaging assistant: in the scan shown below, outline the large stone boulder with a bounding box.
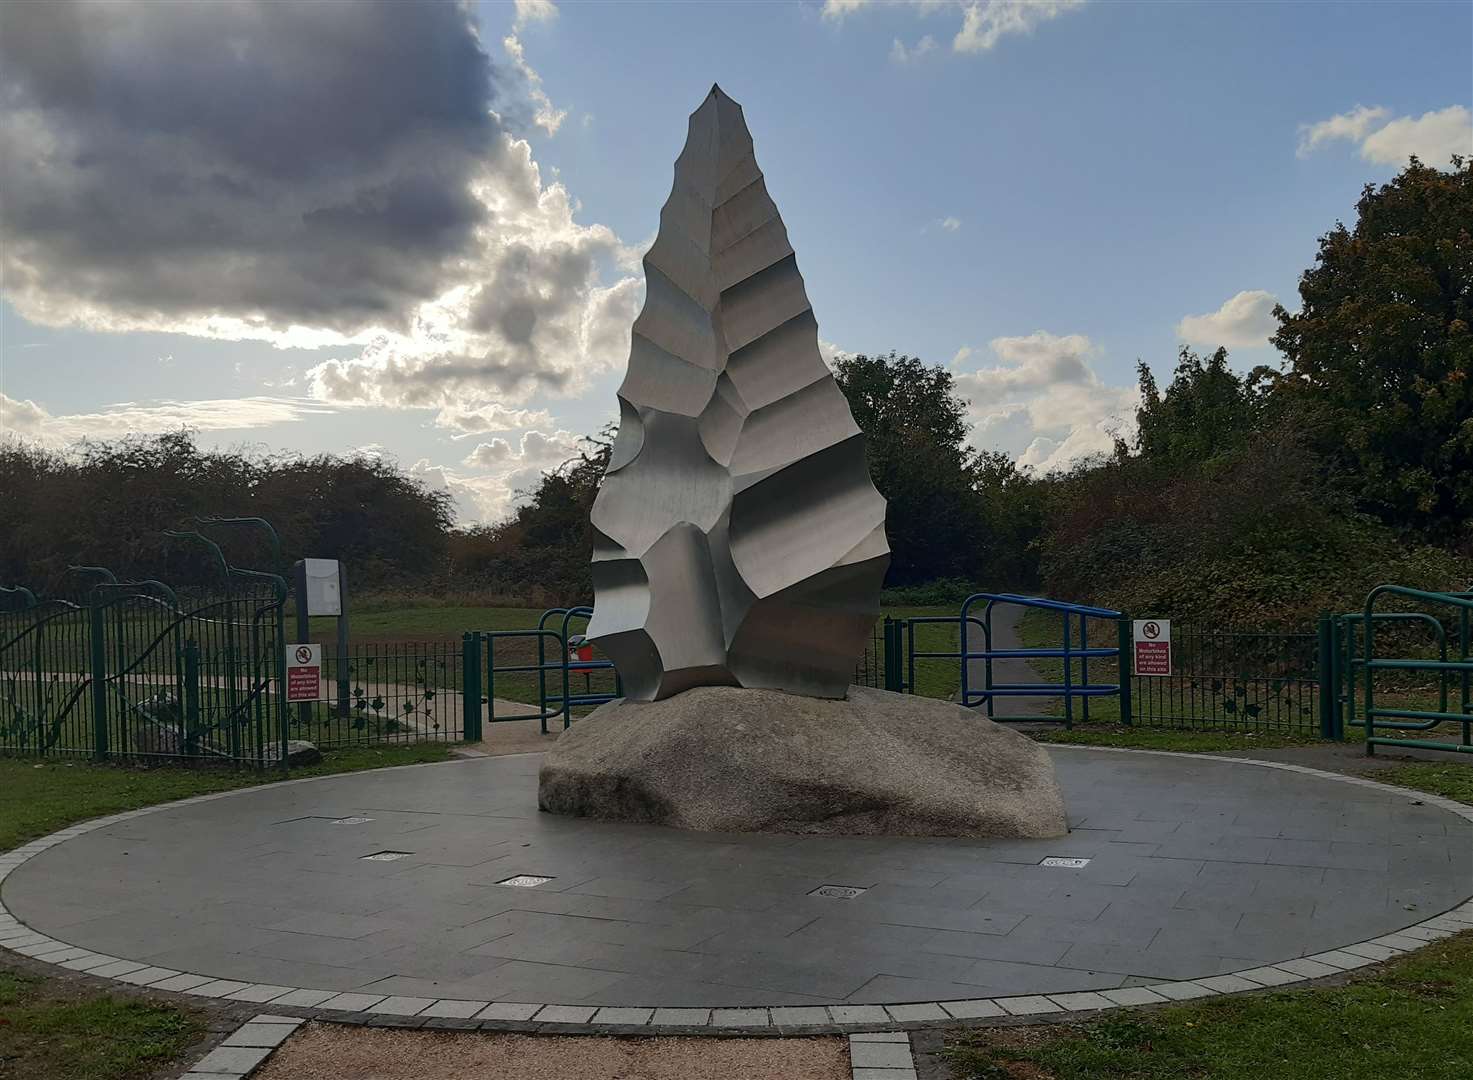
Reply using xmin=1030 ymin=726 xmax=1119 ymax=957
xmin=537 ymin=685 xmax=1067 ymax=838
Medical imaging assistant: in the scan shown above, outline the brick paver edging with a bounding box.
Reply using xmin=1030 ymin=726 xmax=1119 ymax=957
xmin=2 ymin=748 xmax=1471 ymax=1036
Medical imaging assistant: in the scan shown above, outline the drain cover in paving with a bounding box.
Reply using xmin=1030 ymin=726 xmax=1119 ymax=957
xmin=809 ymin=884 xmax=867 ymax=899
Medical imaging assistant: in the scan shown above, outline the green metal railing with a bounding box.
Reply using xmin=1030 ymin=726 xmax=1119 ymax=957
xmin=1353 ymin=585 xmax=1472 ymax=756
xmin=1 ymin=582 xmax=288 ymax=769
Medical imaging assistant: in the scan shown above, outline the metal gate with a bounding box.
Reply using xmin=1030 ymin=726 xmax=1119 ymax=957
xmin=1 ymin=583 xmax=288 ymax=768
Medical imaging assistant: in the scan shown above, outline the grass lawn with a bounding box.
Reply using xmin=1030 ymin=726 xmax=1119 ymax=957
xmin=0 ymin=968 xmax=202 ymax=1080
xmin=1372 ymin=762 xmax=1473 ymax=805
xmin=942 ymin=931 xmax=1473 ymax=1080
xmin=1031 ymin=725 xmax=1320 ymax=752
xmin=0 ymin=744 xmax=452 ymax=851
xmin=307 ymin=603 xmax=548 ymax=644
xmin=0 ymin=744 xmax=453 ymax=1079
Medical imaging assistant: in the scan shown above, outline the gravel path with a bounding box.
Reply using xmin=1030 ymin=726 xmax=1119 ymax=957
xmin=252 ymin=1023 xmax=849 ymax=1080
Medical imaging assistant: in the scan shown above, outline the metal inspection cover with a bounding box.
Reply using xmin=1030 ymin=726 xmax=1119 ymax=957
xmin=496 ymin=875 xmax=554 ymax=888
xmin=809 ymin=885 xmax=867 ymax=900
xmin=360 ymin=851 xmax=412 ymax=862
xmin=1040 ymin=857 xmax=1091 ymax=868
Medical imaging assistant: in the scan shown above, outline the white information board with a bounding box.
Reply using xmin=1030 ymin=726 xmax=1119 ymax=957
xmin=302 ymin=558 xmax=342 ymax=616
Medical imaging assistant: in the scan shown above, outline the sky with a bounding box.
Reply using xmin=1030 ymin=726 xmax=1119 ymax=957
xmin=1 ymin=0 xmax=1470 ymax=524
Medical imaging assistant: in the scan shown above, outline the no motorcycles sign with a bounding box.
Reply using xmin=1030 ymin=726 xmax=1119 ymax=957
xmin=285 ymin=643 xmax=322 ymax=702
xmin=1132 ymin=620 xmax=1172 ymax=677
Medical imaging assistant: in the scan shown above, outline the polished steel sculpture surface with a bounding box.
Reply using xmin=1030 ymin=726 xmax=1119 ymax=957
xmin=587 ymin=86 xmax=889 ymax=700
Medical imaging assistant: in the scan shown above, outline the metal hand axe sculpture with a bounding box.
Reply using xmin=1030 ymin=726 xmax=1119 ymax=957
xmin=587 ymin=86 xmax=889 ymax=700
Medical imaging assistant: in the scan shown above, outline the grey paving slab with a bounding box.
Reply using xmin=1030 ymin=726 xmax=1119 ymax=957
xmin=851 ymin=1040 xmax=915 ymax=1068
xmin=221 ymin=1023 xmax=299 ymax=1048
xmin=1197 ymin=974 xmax=1264 ymax=992
xmin=711 ymin=1007 xmax=768 ymax=1027
xmin=533 ymin=1004 xmax=596 ymax=1023
xmin=191 ymin=1045 xmax=274 ymax=1074
xmin=770 ymin=1005 xmax=831 ymax=1025
xmin=830 ymin=1004 xmax=890 ymax=1024
xmin=318 ymin=992 xmax=385 ymax=1011
xmin=941 ymin=998 xmax=1005 ymax=1018
xmin=418 ymin=999 xmax=489 ymax=1018
xmin=1145 ymin=981 xmax=1217 ymax=1000
xmin=5 ymin=748 xmax=1470 ymax=1012
xmin=476 ymin=1002 xmax=541 ymax=1021
xmin=650 ymin=1007 xmax=710 ymax=1025
xmin=886 ymin=1002 xmax=948 ymax=1021
xmin=269 ymin=988 xmax=338 ymax=1008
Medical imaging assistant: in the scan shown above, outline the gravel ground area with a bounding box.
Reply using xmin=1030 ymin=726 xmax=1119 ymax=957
xmin=251 ymin=1023 xmax=850 ymax=1080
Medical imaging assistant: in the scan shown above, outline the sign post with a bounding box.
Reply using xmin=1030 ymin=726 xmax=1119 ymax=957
xmin=1133 ymin=619 xmax=1172 ymax=677
xmin=294 ymin=559 xmax=349 ymax=721
xmin=285 ymin=643 xmax=323 ymax=703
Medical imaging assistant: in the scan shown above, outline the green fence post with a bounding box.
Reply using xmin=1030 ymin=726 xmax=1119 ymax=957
xmin=1316 ymin=614 xmax=1336 ymax=740
xmin=276 ymin=602 xmax=289 ymax=776
xmin=1116 ymin=617 xmax=1133 ymax=726
xmin=462 ymin=632 xmax=483 ymax=742
xmin=183 ymin=640 xmax=201 ymax=756
xmin=88 ymin=601 xmax=109 ymax=760
xmin=882 ymin=618 xmax=900 ymax=692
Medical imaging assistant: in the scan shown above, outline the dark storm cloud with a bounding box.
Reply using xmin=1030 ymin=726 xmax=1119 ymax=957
xmin=0 ymin=0 xmax=505 ymax=334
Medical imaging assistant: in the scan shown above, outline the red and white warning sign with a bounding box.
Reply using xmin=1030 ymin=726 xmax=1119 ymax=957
xmin=285 ymin=643 xmax=322 ymax=702
xmin=1133 ymin=620 xmax=1172 ymax=676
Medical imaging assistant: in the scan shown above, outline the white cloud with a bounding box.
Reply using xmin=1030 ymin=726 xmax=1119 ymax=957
xmin=407 ymin=425 xmax=587 ymax=524
xmin=819 ymin=339 xmax=854 ymax=371
xmin=825 ymin=1 xmax=1083 ymax=56
xmin=1296 ymin=105 xmax=1389 ymax=158
xmin=822 ymin=0 xmax=869 ymax=19
xmin=953 ymin=0 xmax=1085 ymax=53
xmin=938 ymin=215 xmax=962 ymax=231
xmin=1177 ymin=290 xmax=1280 ymax=349
xmin=513 ymin=0 xmax=559 ymax=29
xmin=0 ymin=2 xmax=635 ymax=427
xmin=952 ymin=331 xmax=1135 ymax=473
xmin=305 ymin=135 xmax=643 ymax=414
xmin=503 ymin=34 xmax=567 ymax=136
xmin=951 ymin=345 xmax=973 ymax=367
xmin=1361 ymin=106 xmax=1472 ymax=166
xmin=433 ymin=402 xmax=555 ymax=437
xmin=1298 ymin=104 xmax=1472 ymax=166
xmin=890 ymin=35 xmax=937 ymax=63
xmin=1 ymin=392 xmax=334 ymax=445
xmin=463 ymin=428 xmax=579 ymax=469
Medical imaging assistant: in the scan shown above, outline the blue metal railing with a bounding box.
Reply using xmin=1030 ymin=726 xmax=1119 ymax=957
xmin=955 ymin=593 xmax=1124 ymax=727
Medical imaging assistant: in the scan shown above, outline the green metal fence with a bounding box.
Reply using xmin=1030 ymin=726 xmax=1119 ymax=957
xmin=302 ymin=641 xmax=463 ymax=748
xmin=1329 ymin=586 xmax=1472 ymax=755
xmin=1 ymin=584 xmax=288 ymax=768
xmin=1127 ymin=621 xmax=1322 ymax=735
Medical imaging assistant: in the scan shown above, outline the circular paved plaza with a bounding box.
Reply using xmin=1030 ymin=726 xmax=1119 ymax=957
xmin=3 ymin=749 xmax=1470 ymax=1015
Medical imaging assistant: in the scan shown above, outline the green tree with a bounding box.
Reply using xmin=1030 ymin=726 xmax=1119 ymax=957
xmin=1272 ymin=156 xmax=1473 ymax=540
xmin=0 ymin=432 xmax=454 ymax=594
xmin=1134 ymin=347 xmax=1266 ymax=470
xmin=834 ymin=351 xmax=1036 ymax=586
xmin=450 ymin=429 xmax=611 ymax=602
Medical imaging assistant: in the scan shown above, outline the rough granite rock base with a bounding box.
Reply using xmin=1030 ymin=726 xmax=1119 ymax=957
xmin=537 ymin=685 xmax=1067 ymax=838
